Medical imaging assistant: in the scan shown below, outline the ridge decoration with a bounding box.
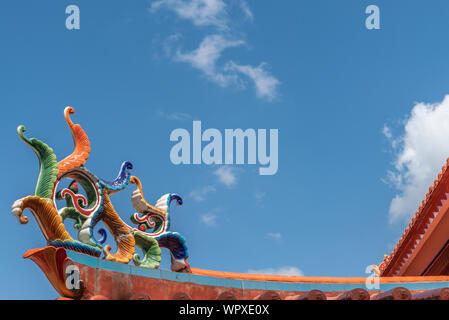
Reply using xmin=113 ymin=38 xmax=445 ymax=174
xmin=12 ymin=107 xmax=190 ymax=272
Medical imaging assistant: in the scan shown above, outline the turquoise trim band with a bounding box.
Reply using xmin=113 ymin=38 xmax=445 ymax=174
xmin=67 ymin=250 xmax=449 ymax=292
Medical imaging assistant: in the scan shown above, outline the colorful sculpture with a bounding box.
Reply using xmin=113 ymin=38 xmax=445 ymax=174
xmin=370 ymin=255 xmax=390 ymax=276
xmin=11 ymin=107 xmax=190 ymax=272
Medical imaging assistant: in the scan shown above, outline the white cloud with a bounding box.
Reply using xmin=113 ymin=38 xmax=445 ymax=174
xmin=382 ymin=124 xmax=392 ymax=140
xmin=247 ymin=266 xmax=304 ymax=277
xmin=175 ymin=34 xmax=244 ymax=87
xmin=150 ymin=0 xmax=280 ymax=101
xmin=174 ymin=37 xmax=280 ymax=100
xmin=267 ymin=232 xmax=282 ymax=240
xmin=150 ymin=0 xmax=228 ymax=29
xmin=162 ymin=33 xmax=183 ymax=57
xmin=189 ymin=185 xmax=216 ymax=202
xmin=385 ymin=95 xmax=449 ymax=223
xmin=214 ymin=166 xmax=237 ymax=187
xmin=227 ymin=62 xmax=280 ymax=101
xmin=239 ymin=0 xmax=253 ymax=21
xmin=201 ymin=213 xmax=218 ymax=226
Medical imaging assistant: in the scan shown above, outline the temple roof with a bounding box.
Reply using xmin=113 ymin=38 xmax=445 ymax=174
xmin=381 ymin=158 xmax=449 ymax=276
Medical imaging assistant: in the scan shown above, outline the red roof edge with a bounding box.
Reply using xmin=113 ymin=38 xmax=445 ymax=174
xmin=381 ymin=158 xmax=449 ymax=276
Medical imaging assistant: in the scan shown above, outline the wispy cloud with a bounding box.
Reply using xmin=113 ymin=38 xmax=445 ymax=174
xmin=239 ymin=0 xmax=253 ymax=21
xmin=385 ymin=95 xmax=449 ymax=223
xmin=214 ymin=166 xmax=237 ymax=187
xmin=162 ymin=33 xmax=183 ymax=57
xmin=382 ymin=124 xmax=392 ymax=140
xmin=150 ymin=0 xmax=228 ymax=29
xmin=227 ymin=61 xmax=280 ymax=101
xmin=150 ymin=0 xmax=280 ymax=101
xmin=267 ymin=232 xmax=282 ymax=241
xmin=201 ymin=213 xmax=218 ymax=226
xmin=247 ymin=266 xmax=304 ymax=277
xmin=175 ymin=34 xmax=244 ymax=87
xmin=189 ymin=185 xmax=216 ymax=202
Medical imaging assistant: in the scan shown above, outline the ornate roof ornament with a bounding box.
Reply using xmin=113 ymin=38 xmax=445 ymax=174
xmin=12 ymin=107 xmax=190 ymax=273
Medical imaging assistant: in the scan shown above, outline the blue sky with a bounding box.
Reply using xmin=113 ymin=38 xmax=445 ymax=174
xmin=3 ymin=0 xmax=449 ymax=299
